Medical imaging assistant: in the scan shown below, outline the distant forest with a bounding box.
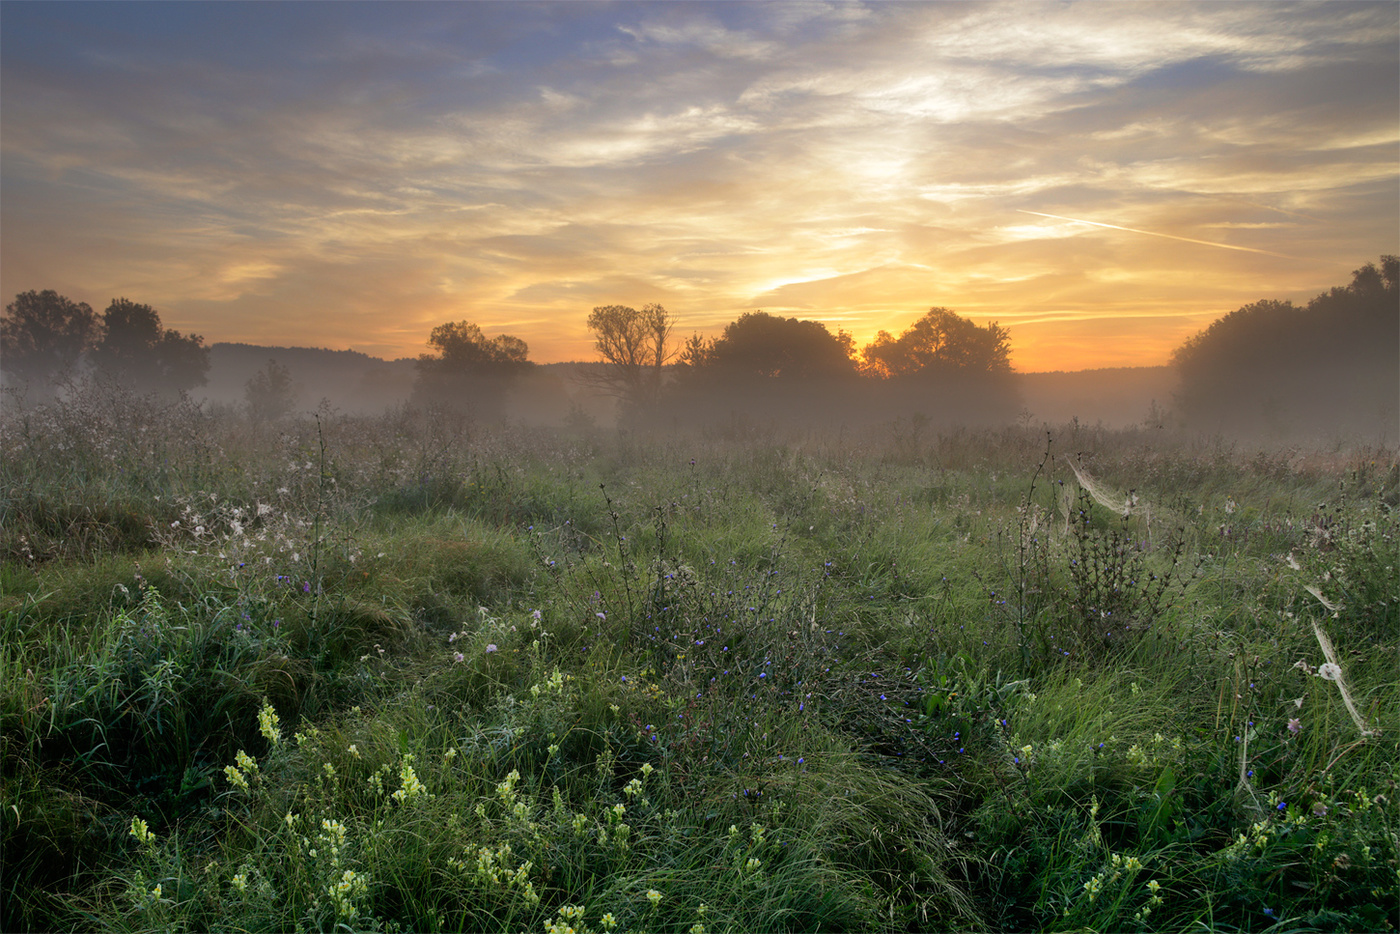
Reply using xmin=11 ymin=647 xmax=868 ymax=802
xmin=2 ymin=256 xmax=1395 ymax=438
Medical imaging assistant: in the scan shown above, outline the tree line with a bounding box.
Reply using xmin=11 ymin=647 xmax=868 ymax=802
xmin=1171 ymin=256 xmax=1397 ymax=435
xmin=5 ymin=256 xmax=1394 ymax=433
xmin=408 ymin=303 xmax=1016 ymax=425
xmin=0 ymin=293 xmax=210 ymax=398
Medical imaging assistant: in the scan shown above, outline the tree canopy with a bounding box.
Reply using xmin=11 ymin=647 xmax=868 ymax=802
xmin=244 ymin=358 xmax=297 ymax=425
xmin=1 ymin=290 xmax=97 ymax=391
xmin=412 ymin=320 xmax=532 ymax=416
xmin=89 ymin=298 xmax=210 ymax=395
xmin=584 ymin=303 xmax=676 ymax=406
xmin=862 ymin=307 xmax=1011 ymax=378
xmin=1172 ymin=256 xmax=1398 ymax=434
xmin=693 ymin=311 xmax=857 ymax=380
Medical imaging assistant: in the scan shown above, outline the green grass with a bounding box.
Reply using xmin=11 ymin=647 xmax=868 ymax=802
xmin=2 ymin=390 xmax=1396 ymax=932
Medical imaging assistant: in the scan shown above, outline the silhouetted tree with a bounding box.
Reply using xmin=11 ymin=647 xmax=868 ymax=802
xmin=584 ymin=303 xmax=677 ymax=410
xmin=668 ymin=311 xmax=861 ymax=426
xmin=1 ymin=290 xmax=97 ymax=392
xmin=244 ymin=358 xmax=297 ymax=425
xmin=89 ymin=298 xmax=210 ymax=395
xmin=1173 ymin=256 xmax=1399 ymax=435
xmin=701 ymin=311 xmax=857 ymax=379
xmin=862 ymin=307 xmax=1011 ymax=378
xmin=412 ymin=320 xmax=532 ymax=418
xmin=858 ymin=307 xmax=1018 ymax=423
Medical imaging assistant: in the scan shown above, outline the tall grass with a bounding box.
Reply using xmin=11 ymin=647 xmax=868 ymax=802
xmin=1 ymin=389 xmax=1396 ymax=932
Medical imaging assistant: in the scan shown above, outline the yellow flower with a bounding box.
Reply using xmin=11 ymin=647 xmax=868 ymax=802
xmin=258 ymin=700 xmax=282 ymax=746
xmin=224 ymin=764 xmax=249 ymax=792
xmin=647 ymin=888 xmax=663 ymax=907
xmin=129 ymin=816 xmax=155 ymax=846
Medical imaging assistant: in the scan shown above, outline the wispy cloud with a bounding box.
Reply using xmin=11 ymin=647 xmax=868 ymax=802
xmin=1015 ymin=211 xmax=1297 ymax=258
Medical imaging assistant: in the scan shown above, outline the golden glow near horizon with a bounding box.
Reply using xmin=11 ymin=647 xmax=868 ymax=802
xmin=2 ymin=2 xmax=1396 ymax=372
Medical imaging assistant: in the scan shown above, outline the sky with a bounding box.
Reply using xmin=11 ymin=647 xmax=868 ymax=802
xmin=2 ymin=1 xmax=1396 ymax=372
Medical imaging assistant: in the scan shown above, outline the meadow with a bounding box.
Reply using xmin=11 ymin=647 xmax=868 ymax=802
xmin=1 ymin=385 xmax=1396 ymax=933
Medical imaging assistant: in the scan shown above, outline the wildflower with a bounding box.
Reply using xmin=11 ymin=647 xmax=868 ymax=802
xmin=1147 ymin=880 xmax=1161 ymax=894
xmin=1287 ymin=718 xmax=1302 ymax=735
xmin=486 ymin=644 xmax=498 ymax=653
xmin=601 ymin=913 xmax=617 ymax=932
xmin=1317 ymin=662 xmax=1342 ymax=682
xmin=392 ymin=755 xmax=429 ymax=803
xmin=328 ymin=868 xmax=368 ymax=922
xmin=348 ymin=744 xmax=360 ymax=758
xmin=232 ymin=872 xmax=249 ymax=894
xmin=129 ymin=817 xmax=155 ymax=846
xmin=258 ymin=700 xmax=282 ymax=746
xmin=641 ymin=762 xmax=654 ymax=778
xmin=745 ymin=856 xmax=762 ymax=872
xmin=647 ymin=888 xmax=663 ymax=908
xmin=224 ymin=764 xmax=249 ymax=792
xmin=454 ymin=652 xmax=465 ymax=663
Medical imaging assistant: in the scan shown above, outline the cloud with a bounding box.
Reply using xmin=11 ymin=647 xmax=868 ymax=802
xmin=2 ymin=1 xmax=1395 ymax=371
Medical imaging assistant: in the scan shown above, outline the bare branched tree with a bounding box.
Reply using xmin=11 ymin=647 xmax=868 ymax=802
xmin=584 ymin=303 xmax=677 ymax=408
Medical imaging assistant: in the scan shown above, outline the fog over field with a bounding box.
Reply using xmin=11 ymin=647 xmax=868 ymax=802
xmin=200 ymin=343 xmax=1179 ymax=432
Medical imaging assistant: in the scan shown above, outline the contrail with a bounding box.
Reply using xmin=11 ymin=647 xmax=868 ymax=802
xmin=1016 ymin=210 xmax=1295 ymax=258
